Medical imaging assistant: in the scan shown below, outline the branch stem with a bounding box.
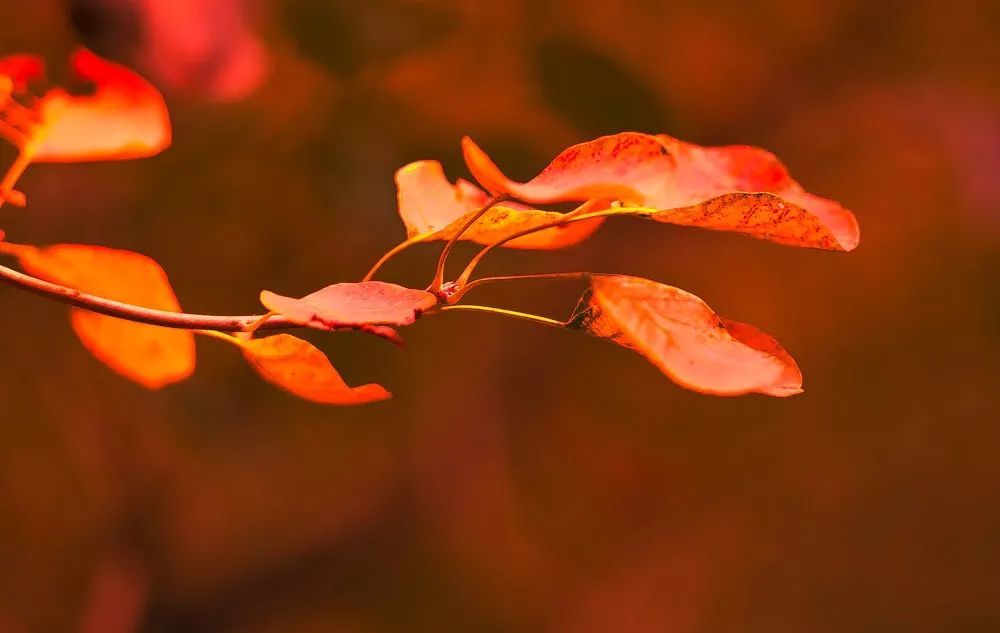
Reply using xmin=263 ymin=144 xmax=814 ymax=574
xmin=436 ymin=304 xmax=567 ymax=329
xmin=0 ymin=261 xmax=296 ymax=331
xmin=0 ymin=144 xmax=33 ymax=208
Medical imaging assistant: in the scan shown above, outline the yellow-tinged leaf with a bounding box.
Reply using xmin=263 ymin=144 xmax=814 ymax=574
xmin=395 ymin=160 xmax=605 ymax=249
xmin=574 ymin=275 xmax=802 ymax=397
xmin=435 ymin=202 xmax=606 ymax=250
xmin=12 ymin=244 xmax=194 ymax=389
xmin=395 ymin=160 xmax=489 ymax=237
xmin=239 ymin=334 xmax=391 ymax=405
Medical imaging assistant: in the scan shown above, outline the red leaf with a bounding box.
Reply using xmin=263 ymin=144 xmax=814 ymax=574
xmin=463 ymin=133 xmax=670 ymax=203
xmin=463 ymin=132 xmax=859 ymax=251
xmin=132 ymin=0 xmax=269 ymax=101
xmin=260 ymin=281 xmax=438 ymax=330
xmin=573 ymin=275 xmax=802 ymax=397
xmin=33 ymin=48 xmax=171 ymax=162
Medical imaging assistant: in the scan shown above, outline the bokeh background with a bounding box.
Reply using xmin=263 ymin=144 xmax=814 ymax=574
xmin=1 ymin=1 xmax=998 ymax=631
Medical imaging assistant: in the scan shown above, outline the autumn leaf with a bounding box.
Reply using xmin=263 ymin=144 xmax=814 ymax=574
xmin=395 ymin=160 xmax=606 ymax=249
xmin=462 ymin=132 xmax=859 ymax=251
xmin=4 ymin=243 xmax=195 ymax=389
xmin=204 ymin=332 xmax=390 ymax=405
xmin=395 ymin=160 xmax=490 ymax=237
xmin=2 ymin=49 xmax=172 ymax=208
xmin=437 ymin=201 xmax=607 ymax=250
xmin=630 ymin=192 xmax=850 ymax=250
xmin=0 ymin=54 xmax=44 ymax=93
xmin=570 ymin=275 xmax=802 ymax=397
xmin=463 ymin=132 xmax=671 ymax=204
xmin=33 ymin=48 xmax=171 ymax=162
xmin=260 ymin=281 xmax=438 ymax=330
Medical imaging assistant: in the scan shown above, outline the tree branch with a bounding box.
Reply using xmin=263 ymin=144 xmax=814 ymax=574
xmin=0 ymin=262 xmax=297 ymax=331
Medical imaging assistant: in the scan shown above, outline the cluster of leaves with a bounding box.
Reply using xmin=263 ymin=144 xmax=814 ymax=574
xmin=0 ymin=49 xmax=859 ymax=405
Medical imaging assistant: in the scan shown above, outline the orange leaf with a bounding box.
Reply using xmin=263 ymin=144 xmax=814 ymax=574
xmin=463 ymin=132 xmax=859 ymax=251
xmin=10 ymin=244 xmax=195 ymax=389
xmin=571 ymin=275 xmax=802 ymax=397
xmin=395 ymin=160 xmax=605 ymax=249
xmin=260 ymin=281 xmax=438 ymax=330
xmin=395 ymin=160 xmax=490 ymax=237
xmin=237 ymin=334 xmax=390 ymax=405
xmin=33 ymin=48 xmax=171 ymax=162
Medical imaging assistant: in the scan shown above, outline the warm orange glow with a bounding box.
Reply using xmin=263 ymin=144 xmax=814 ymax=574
xmin=0 ymin=54 xmax=44 ymax=91
xmin=1 ymin=48 xmax=171 ymax=207
xmin=34 ymin=48 xmax=171 ymax=162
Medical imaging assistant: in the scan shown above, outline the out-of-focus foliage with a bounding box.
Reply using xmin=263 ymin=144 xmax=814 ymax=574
xmin=0 ymin=1 xmax=997 ymax=632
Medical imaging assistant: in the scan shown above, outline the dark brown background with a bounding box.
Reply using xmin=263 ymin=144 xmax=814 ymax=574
xmin=1 ymin=1 xmax=998 ymax=631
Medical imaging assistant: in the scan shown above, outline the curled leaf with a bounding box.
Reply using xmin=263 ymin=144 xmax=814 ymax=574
xmin=34 ymin=48 xmax=171 ymax=162
xmin=260 ymin=281 xmax=438 ymax=331
xmin=652 ymin=134 xmax=859 ymax=251
xmin=633 ymin=192 xmax=849 ymax=250
xmin=462 ymin=132 xmax=858 ymax=251
xmin=395 ymin=159 xmax=489 ymax=237
xmin=7 ymin=244 xmax=195 ymax=388
xmin=571 ymin=275 xmax=802 ymax=397
xmin=463 ymin=133 xmax=671 ymax=204
xmin=237 ymin=334 xmax=391 ymax=405
xmin=395 ymin=160 xmax=605 ymax=249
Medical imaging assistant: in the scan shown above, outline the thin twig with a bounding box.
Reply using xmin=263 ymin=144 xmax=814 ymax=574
xmin=449 ymin=271 xmax=594 ymax=303
xmin=362 ymin=235 xmax=424 ymax=282
xmin=429 ymin=193 xmax=507 ymax=291
xmin=436 ymin=304 xmax=567 ymax=329
xmin=455 ymin=207 xmax=629 ymax=287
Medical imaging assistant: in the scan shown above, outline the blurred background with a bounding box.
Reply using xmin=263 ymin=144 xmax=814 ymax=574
xmin=1 ymin=1 xmax=997 ymax=631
